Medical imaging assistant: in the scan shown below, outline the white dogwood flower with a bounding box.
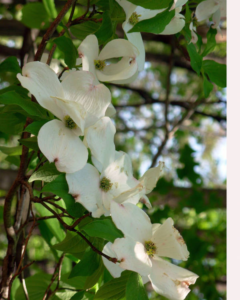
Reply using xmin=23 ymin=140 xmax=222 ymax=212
xmin=78 ymin=34 xmax=139 ymax=84
xmin=17 ymin=62 xmax=111 ymax=173
xmin=103 ymin=202 xmax=198 ymax=300
xmin=66 ymin=117 xmax=140 ymax=217
xmin=116 ymin=0 xmax=187 ymax=71
xmin=195 ymin=0 xmax=226 ymax=30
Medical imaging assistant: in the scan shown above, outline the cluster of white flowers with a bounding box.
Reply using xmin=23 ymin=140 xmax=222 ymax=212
xmin=17 ymin=1 xmax=202 ymax=299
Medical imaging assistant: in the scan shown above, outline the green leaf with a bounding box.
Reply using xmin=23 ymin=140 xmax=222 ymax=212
xmin=94 ymin=271 xmax=132 ymax=300
xmin=128 ymin=9 xmax=175 ymax=34
xmin=126 ymin=273 xmax=148 ymax=300
xmin=95 ymin=12 xmax=113 ymax=44
xmin=29 ymin=162 xmax=61 ymax=183
xmin=35 ymin=202 xmax=66 ymax=242
xmin=126 ymin=0 xmax=173 ymax=9
xmin=0 ymin=91 xmax=49 ymax=119
xmin=83 ymin=218 xmax=123 ymax=242
xmin=25 ymin=120 xmax=49 ymax=136
xmin=0 ymin=111 xmax=25 ymax=135
xmin=202 ymin=27 xmax=217 ymax=57
xmin=0 ymin=146 xmax=22 ymax=156
xmin=70 ymin=22 xmax=101 ymax=40
xmin=54 ymin=36 xmax=78 ymax=68
xmin=42 ymin=174 xmax=85 ymax=217
xmin=5 ymin=155 xmax=21 ymax=167
xmin=176 ymin=144 xmax=202 ymax=185
xmin=15 ymin=273 xmax=52 ymax=300
xmin=0 ymin=85 xmax=29 ymax=98
xmin=0 ymin=57 xmax=21 ymax=74
xmin=69 ymin=249 xmax=100 ymax=279
xmin=202 ymin=60 xmax=226 ymax=88
xmin=71 ymin=291 xmax=85 ymax=300
xmin=19 ymin=136 xmax=39 ymax=151
xmin=53 ymin=231 xmax=89 ymax=256
xmin=21 ymin=3 xmax=49 ymax=29
xmin=10 ymin=278 xmax=21 ymax=300
xmin=43 ymin=0 xmax=57 ymax=19
xmin=186 ymin=43 xmax=202 ymax=75
xmin=203 ymin=75 xmax=214 ymax=97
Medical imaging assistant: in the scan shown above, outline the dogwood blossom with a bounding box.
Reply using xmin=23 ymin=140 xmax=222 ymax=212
xmin=78 ymin=34 xmax=140 ymax=84
xmin=195 ymin=0 xmax=226 ymax=30
xmin=103 ymin=202 xmax=198 ymax=300
xmin=116 ymin=0 xmax=187 ymax=71
xmin=17 ymin=62 xmax=111 ymax=173
xmin=66 ymin=117 xmax=164 ymax=216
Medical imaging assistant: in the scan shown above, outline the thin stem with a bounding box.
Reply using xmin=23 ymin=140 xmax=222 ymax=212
xmin=34 ymin=0 xmax=76 ymax=61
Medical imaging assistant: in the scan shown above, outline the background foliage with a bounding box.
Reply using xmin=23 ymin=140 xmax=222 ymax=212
xmin=0 ymin=0 xmax=226 ymax=299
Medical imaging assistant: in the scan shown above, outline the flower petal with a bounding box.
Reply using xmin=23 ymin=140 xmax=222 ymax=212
xmin=195 ymin=0 xmax=219 ymax=22
xmin=101 ymin=153 xmax=138 ymax=211
xmin=112 ymin=237 xmax=152 ymax=276
xmin=140 ymin=161 xmax=164 ymax=194
xmin=98 ymin=39 xmax=139 ymax=60
xmin=161 ymin=12 xmax=185 ymax=35
xmin=84 ymin=117 xmax=116 ymax=171
xmin=61 ymin=71 xmax=111 ymax=119
xmin=136 ymin=6 xmax=166 ymax=20
xmin=52 ymin=97 xmax=88 ymax=135
xmin=38 ymin=120 xmax=88 ymax=174
xmin=124 ymin=29 xmax=145 ymax=71
xmin=17 ymin=61 xmax=64 ymax=118
xmin=105 ymin=103 xmax=116 ymax=117
xmin=110 ymin=201 xmax=152 ymax=243
xmin=77 ymin=35 xmax=99 ymax=82
xmin=152 ymin=218 xmax=189 ymax=261
xmin=170 ymin=0 xmax=188 ymax=10
xmin=149 ymin=257 xmax=198 ymax=300
xmin=139 ymin=195 xmax=152 ymax=208
xmin=66 ymin=163 xmax=104 ymax=217
xmin=116 ymin=0 xmax=136 ymax=20
xmin=102 ymin=242 xmax=124 ymax=278
xmin=212 ymin=9 xmax=221 ymax=29
xmin=96 ymin=56 xmax=138 ymax=83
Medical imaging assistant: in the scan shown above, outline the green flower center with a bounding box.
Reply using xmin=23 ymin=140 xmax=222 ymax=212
xmin=64 ymin=115 xmax=77 ymax=129
xmin=129 ymin=12 xmax=141 ymax=25
xmin=94 ymin=60 xmax=106 ymax=71
xmin=145 ymin=241 xmax=157 ymax=258
xmin=100 ymin=177 xmax=113 ymax=192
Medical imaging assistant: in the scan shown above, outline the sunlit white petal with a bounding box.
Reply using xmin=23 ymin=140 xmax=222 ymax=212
xmin=110 ymin=201 xmax=152 ymax=243
xmin=112 ymin=237 xmax=152 ymax=276
xmin=149 ymin=257 xmax=198 ymax=300
xmin=66 ymin=163 xmax=104 ymax=217
xmin=102 ymin=242 xmax=124 ymax=278
xmin=38 ymin=120 xmax=88 ymax=173
xmin=140 ymin=161 xmax=164 ymax=194
xmin=84 ymin=117 xmax=116 ymax=171
xmin=17 ymin=61 xmax=64 ymax=117
xmin=195 ymin=0 xmax=220 ymax=22
xmin=152 ymin=218 xmax=189 ymax=261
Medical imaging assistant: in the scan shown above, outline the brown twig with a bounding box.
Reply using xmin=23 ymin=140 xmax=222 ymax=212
xmin=43 ymin=254 xmax=65 ymax=300
xmin=8 ymin=207 xmax=36 ymax=300
xmin=38 ymin=201 xmax=117 ymax=263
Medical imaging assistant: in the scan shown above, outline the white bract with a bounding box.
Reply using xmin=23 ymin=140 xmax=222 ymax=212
xmin=17 ymin=62 xmax=111 ymax=173
xmin=189 ymin=22 xmax=198 ymax=44
xmin=195 ymin=0 xmax=226 ymax=30
xmin=78 ymin=34 xmax=139 ymax=85
xmin=103 ymin=202 xmax=198 ymax=300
